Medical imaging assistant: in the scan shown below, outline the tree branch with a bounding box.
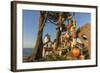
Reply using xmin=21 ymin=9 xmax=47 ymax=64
xmin=47 ymin=18 xmax=57 ymax=25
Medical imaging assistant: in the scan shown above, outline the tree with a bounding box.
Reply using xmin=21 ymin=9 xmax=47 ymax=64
xmin=55 ymin=12 xmax=64 ymax=50
xmin=28 ymin=11 xmax=47 ymax=61
xmin=46 ymin=12 xmax=71 ymax=50
xmin=28 ymin=11 xmax=71 ymax=61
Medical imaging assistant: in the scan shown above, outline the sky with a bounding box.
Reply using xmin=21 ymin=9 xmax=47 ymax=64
xmin=22 ymin=10 xmax=91 ymax=48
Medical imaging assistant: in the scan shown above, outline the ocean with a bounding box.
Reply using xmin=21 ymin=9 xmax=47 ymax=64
xmin=23 ymin=48 xmax=33 ymax=57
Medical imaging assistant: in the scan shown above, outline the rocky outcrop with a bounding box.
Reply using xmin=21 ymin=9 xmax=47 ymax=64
xmin=78 ymin=23 xmax=91 ymax=58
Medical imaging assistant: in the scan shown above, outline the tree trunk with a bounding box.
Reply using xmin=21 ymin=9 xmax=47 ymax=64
xmin=34 ymin=31 xmax=43 ymax=60
xmin=55 ymin=13 xmax=64 ymax=50
xmin=55 ymin=27 xmax=61 ymax=50
xmin=28 ymin=12 xmax=46 ymax=61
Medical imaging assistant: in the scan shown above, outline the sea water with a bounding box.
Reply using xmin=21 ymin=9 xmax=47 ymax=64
xmin=23 ymin=48 xmax=33 ymax=57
